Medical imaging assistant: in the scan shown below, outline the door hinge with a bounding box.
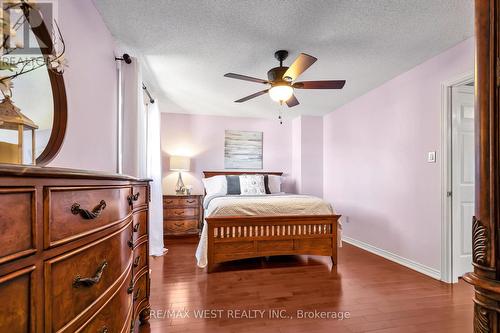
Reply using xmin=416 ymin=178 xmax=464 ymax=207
xmin=447 ymin=191 xmax=452 ymax=197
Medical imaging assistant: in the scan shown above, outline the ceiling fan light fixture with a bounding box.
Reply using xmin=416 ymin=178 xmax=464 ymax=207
xmin=224 ymin=50 xmax=345 ymax=108
xmin=269 ymin=85 xmax=293 ymax=103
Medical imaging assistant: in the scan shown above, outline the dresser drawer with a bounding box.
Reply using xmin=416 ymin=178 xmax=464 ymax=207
xmin=163 ymin=196 xmax=199 ymax=207
xmin=76 ymin=268 xmax=133 ymax=333
xmin=46 ymin=186 xmax=132 ymax=248
xmin=165 ymin=219 xmax=199 ymax=234
xmin=45 ymin=224 xmax=133 ymax=332
xmin=132 ymin=241 xmax=148 ymax=278
xmin=164 ymin=207 xmax=199 ymax=218
xmin=0 ymin=266 xmax=35 ymax=332
xmin=133 ymin=271 xmax=149 ymax=316
xmin=0 ymin=188 xmax=36 ymax=264
xmin=130 ymin=185 xmax=148 ymax=210
xmin=132 ymin=210 xmax=147 ymax=244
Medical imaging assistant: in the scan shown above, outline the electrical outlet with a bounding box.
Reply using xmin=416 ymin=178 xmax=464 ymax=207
xmin=427 ymin=151 xmax=436 ymax=163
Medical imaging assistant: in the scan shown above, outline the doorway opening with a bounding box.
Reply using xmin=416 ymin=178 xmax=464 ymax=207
xmin=441 ymin=72 xmax=474 ymax=283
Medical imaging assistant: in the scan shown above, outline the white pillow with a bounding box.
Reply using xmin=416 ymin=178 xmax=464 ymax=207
xmin=202 ymin=175 xmax=227 ymax=195
xmin=240 ymin=174 xmax=266 ymax=195
xmin=267 ymin=175 xmax=282 ymax=193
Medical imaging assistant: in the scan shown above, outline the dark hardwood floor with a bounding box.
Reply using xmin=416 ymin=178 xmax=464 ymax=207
xmin=139 ymin=238 xmax=473 ymax=333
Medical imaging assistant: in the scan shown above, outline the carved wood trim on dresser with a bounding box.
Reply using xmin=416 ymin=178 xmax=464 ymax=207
xmin=0 ymin=165 xmax=151 ymax=332
xmin=462 ymin=1 xmax=500 ymax=332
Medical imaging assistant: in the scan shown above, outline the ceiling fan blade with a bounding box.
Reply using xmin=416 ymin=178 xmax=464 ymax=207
xmin=293 ymin=80 xmax=346 ymax=89
xmin=286 ymin=94 xmax=299 ymax=107
xmin=234 ymin=89 xmax=269 ymax=103
xmin=224 ymin=73 xmax=269 ymax=84
xmin=282 ymin=53 xmax=317 ymax=81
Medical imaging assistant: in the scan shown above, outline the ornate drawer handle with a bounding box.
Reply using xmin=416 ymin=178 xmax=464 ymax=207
xmin=99 ymin=327 xmax=108 ymax=333
xmin=133 ymin=256 xmax=141 ymax=268
xmin=186 ymin=200 xmax=195 ymax=203
xmin=128 ymin=192 xmax=140 ymax=205
xmin=133 ymin=223 xmax=141 ymax=232
xmin=128 ymin=235 xmax=134 ymax=248
xmin=134 ymin=287 xmax=141 ymax=301
xmin=127 ymin=281 xmax=134 ymax=294
xmin=71 ymin=200 xmax=106 ymax=220
xmin=73 ymin=261 xmax=108 ymax=288
xmin=165 ymin=200 xmax=173 ymax=204
xmin=174 ymin=222 xmax=184 ymax=227
xmin=174 ymin=211 xmax=185 ymax=215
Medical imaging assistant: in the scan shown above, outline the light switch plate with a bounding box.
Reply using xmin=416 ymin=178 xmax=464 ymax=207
xmin=427 ymin=151 xmax=436 ymax=163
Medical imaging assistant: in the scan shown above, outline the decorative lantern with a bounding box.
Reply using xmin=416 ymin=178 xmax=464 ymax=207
xmin=0 ymin=96 xmax=38 ymax=165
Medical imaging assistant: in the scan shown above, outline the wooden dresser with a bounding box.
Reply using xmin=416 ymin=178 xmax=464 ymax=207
xmin=0 ymin=166 xmax=151 ymax=333
xmin=163 ymin=195 xmax=202 ymax=236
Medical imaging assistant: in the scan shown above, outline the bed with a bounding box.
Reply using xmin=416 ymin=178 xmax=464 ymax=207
xmin=196 ymin=171 xmax=341 ymax=273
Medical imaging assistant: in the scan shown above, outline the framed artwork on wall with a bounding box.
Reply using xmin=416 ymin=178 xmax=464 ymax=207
xmin=224 ymin=130 xmax=263 ymax=169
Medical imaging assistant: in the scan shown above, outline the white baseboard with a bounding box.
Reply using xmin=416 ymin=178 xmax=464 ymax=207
xmin=342 ymin=236 xmax=441 ymax=281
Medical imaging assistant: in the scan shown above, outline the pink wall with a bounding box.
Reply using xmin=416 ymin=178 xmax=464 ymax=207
xmin=323 ymin=38 xmax=474 ymax=272
xmin=291 ymin=117 xmax=302 ymax=193
xmin=160 ymin=113 xmax=294 ymax=195
xmin=292 ymin=116 xmax=323 ymax=197
xmin=300 ymin=116 xmax=323 ymax=197
xmin=49 ymin=0 xmax=118 ymax=172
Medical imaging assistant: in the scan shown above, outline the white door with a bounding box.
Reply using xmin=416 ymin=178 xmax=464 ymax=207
xmin=451 ymin=85 xmax=474 ymax=281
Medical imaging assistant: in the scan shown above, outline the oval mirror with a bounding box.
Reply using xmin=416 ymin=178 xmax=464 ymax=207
xmin=0 ymin=2 xmax=67 ymax=166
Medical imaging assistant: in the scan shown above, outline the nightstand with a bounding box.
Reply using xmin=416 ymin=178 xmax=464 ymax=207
xmin=163 ymin=194 xmax=203 ymax=236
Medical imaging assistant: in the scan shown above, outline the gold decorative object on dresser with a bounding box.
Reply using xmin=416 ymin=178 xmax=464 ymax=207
xmin=0 ymin=165 xmax=151 ymax=332
xmin=163 ymin=194 xmax=202 ymax=236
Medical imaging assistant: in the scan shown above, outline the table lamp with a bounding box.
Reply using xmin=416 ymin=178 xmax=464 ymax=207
xmin=170 ymin=156 xmax=190 ymax=194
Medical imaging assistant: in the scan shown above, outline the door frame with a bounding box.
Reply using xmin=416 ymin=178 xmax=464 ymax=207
xmin=440 ymin=71 xmax=474 ymax=283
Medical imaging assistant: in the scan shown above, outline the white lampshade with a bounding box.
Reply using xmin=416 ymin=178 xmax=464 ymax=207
xmin=269 ymin=85 xmax=293 ymax=103
xmin=170 ymin=156 xmax=190 ymax=171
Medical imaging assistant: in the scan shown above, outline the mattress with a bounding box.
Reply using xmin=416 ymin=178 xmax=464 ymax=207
xmin=204 ymin=193 xmax=334 ymax=217
xmin=195 ymin=194 xmax=340 ymax=268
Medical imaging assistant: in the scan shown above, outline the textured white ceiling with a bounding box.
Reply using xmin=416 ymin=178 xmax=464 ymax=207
xmin=94 ymin=0 xmax=473 ymax=119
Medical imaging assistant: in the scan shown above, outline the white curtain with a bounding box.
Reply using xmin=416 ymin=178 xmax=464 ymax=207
xmin=122 ymin=57 xmax=164 ymax=255
xmin=146 ymin=101 xmax=165 ymax=256
xmin=122 ymin=57 xmax=147 ymax=178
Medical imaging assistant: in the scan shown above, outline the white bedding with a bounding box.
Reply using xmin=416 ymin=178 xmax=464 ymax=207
xmin=195 ymin=194 xmax=341 ymax=268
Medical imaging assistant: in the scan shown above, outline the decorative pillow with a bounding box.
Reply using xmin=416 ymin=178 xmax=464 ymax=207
xmin=267 ymin=175 xmax=282 ymax=193
xmin=202 ymin=175 xmax=227 ymax=195
xmin=239 ymin=174 xmax=266 ymax=195
xmin=226 ymin=175 xmax=241 ymax=195
xmin=264 ymin=175 xmax=271 ymax=194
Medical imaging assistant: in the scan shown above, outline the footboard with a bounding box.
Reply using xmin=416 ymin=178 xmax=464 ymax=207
xmin=205 ymin=214 xmax=340 ymax=273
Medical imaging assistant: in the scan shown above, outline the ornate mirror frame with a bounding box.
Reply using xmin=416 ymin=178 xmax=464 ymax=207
xmin=21 ymin=4 xmax=68 ymax=165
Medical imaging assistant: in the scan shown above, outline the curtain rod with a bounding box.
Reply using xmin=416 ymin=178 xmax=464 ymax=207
xmin=115 ymin=53 xmax=155 ymax=104
xmin=142 ymin=83 xmax=155 ymax=104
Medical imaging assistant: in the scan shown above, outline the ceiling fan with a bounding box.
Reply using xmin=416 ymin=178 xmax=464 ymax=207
xmin=224 ymin=50 xmax=346 ymax=107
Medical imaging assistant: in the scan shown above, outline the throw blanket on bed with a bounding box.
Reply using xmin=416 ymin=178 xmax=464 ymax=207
xmin=195 ymin=194 xmax=341 ymax=268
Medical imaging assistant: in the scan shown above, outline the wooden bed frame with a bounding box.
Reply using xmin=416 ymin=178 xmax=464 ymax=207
xmin=203 ymin=171 xmax=341 ymax=273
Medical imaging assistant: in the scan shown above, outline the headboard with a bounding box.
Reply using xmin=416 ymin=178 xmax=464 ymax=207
xmin=203 ymin=171 xmax=283 ymax=178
